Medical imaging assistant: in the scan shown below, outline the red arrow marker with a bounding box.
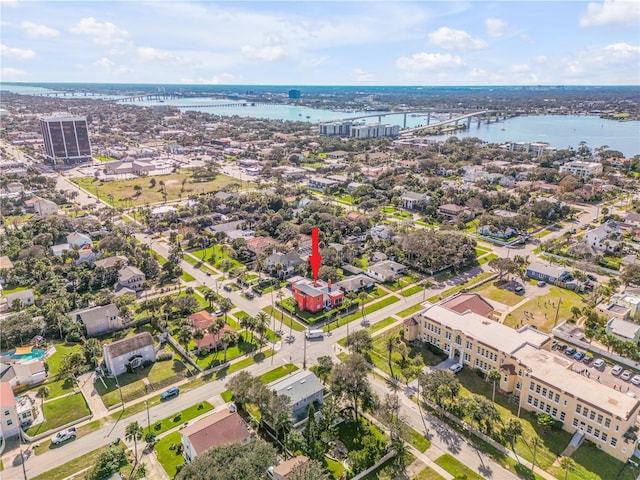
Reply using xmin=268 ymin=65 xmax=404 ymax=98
xmin=309 ymin=227 xmax=322 ymax=282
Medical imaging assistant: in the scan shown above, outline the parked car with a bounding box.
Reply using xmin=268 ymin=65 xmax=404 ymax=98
xmin=632 ymin=375 xmax=640 ymax=386
xmin=593 ymin=359 xmax=606 ymax=370
xmin=245 ymin=291 xmax=255 ymax=300
xmin=583 ymin=355 xmax=594 ymax=364
xmin=161 ymin=386 xmax=180 ymax=400
xmin=214 ymin=310 xmax=223 ymax=317
xmin=573 ymin=351 xmax=586 ymax=361
xmin=449 ymin=363 xmax=463 ymax=374
xmin=621 ymin=370 xmax=633 ymax=381
xmin=537 ymin=281 xmax=546 ymax=287
xmin=564 ymin=347 xmax=577 ymax=356
xmin=557 ymin=344 xmax=568 ymax=351
xmin=612 ymin=365 xmax=624 ymax=376
xmin=514 ymin=286 xmax=525 ymax=294
xmin=51 ymin=427 xmax=77 ymax=445
xmin=587 ymin=274 xmax=597 ymax=281
xmin=223 ymin=285 xmax=232 ymax=292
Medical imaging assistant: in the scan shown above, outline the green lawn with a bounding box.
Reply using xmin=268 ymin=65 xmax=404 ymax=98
xmin=27 ymin=377 xmax=75 ymax=400
xmin=45 ymin=343 xmax=83 ymax=377
xmin=259 ymin=363 xmax=298 ymax=383
xmin=414 ymin=466 xmax=446 ymax=480
xmin=397 ymin=304 xmax=424 ymax=318
xmin=402 ymin=423 xmax=431 ymax=452
xmin=427 ymin=271 xmax=494 ymax=303
xmin=551 ymin=441 xmax=638 ymax=480
xmin=435 ymin=454 xmax=484 ymax=480
xmin=191 ymin=244 xmax=243 ymax=270
xmin=31 ymin=441 xmax=126 ymax=480
xmin=26 ymin=393 xmax=91 ymax=436
xmin=155 ymin=431 xmax=185 ymax=478
xmin=400 ymin=285 xmax=423 ymax=297
xmin=470 ymin=280 xmax=524 ymax=306
xmin=325 ymin=296 xmax=401 ymax=332
xmin=146 ymin=402 xmax=214 ymax=436
xmin=262 ymin=306 xmax=307 ymax=332
xmin=72 ymin=172 xmax=249 ymax=207
xmin=189 ymin=339 xmax=262 ymax=370
xmin=181 ymin=271 xmax=196 ymax=282
xmin=504 ymin=286 xmax=584 ymax=332
xmin=182 ymin=253 xmax=217 ymax=275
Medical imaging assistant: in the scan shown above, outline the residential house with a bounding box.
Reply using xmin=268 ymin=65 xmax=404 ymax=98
xmin=4 ymin=289 xmax=35 ymax=308
xmin=584 ymin=221 xmax=623 ymax=252
xmin=291 ymin=279 xmax=343 ymax=313
xmin=67 ymin=232 xmax=92 ymax=247
xmin=308 ymin=176 xmax=339 ymax=192
xmin=268 ymin=456 xmax=310 ymax=480
xmin=269 ymin=370 xmax=324 ymax=421
xmin=193 ymin=324 xmax=236 ymax=353
xmin=438 ymin=203 xmax=466 ymax=218
xmin=181 ymin=409 xmax=252 ymax=463
xmin=188 ymin=310 xmax=217 ymax=331
xmin=265 ymin=251 xmax=304 ymax=279
xmin=32 ymin=197 xmax=59 ymax=216
xmin=559 ymin=161 xmax=603 ymax=181
xmin=326 ymin=150 xmax=349 ymax=160
xmin=336 ymin=274 xmax=376 ymax=293
xmin=76 ymin=244 xmax=99 ymax=265
xmin=605 ymin=317 xmax=640 ymax=343
xmin=0 ymin=256 xmax=14 ymax=272
xmin=94 ymin=255 xmax=129 ymax=269
xmin=0 ymin=359 xmax=47 ymax=388
xmin=0 ymin=382 xmax=20 ymax=438
xmin=525 ymin=263 xmax=576 ymax=288
xmin=117 ymin=266 xmax=146 ymax=291
xmin=401 ymin=191 xmax=432 ymax=210
xmin=51 ymin=243 xmax=71 ymax=257
xmin=69 ymin=304 xmax=123 ymax=337
xmin=477 ymin=225 xmax=517 ymax=240
xmin=608 ymin=293 xmax=640 ymax=320
xmin=366 ymin=260 xmax=405 ymax=282
xmin=347 ymin=181 xmax=365 ymax=193
xmin=369 ymin=225 xmax=395 ymax=241
xmin=624 ymin=213 xmax=640 ymax=227
xmin=404 ymin=301 xmax=640 ymax=462
xmin=102 ymin=332 xmax=156 ymax=376
xmin=246 ymin=237 xmax=280 ymax=257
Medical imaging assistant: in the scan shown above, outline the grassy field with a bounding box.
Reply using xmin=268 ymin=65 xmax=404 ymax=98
xmin=45 ymin=343 xmax=83 ymax=377
xmin=31 ymin=441 xmax=126 ymax=480
xmin=191 ymin=244 xmax=243 ymax=270
xmin=26 ymin=393 xmax=91 ymax=436
xmin=504 ymin=286 xmax=584 ymax=332
xmin=259 ymin=363 xmax=298 ymax=383
xmin=414 ymin=466 xmax=446 ymax=480
xmin=189 ymin=339 xmax=262 ymax=370
xmin=428 ymin=271 xmax=494 ymax=303
xmin=26 ymin=377 xmax=75 ymax=400
xmin=145 ymin=401 xmax=214 ymax=436
xmin=396 ymin=304 xmax=424 ymax=318
xmin=400 ymin=285 xmax=423 ymax=297
xmin=402 ymin=422 xmax=431 ymax=452
xmin=72 ymin=172 xmax=249 ymax=207
xmin=330 ymin=295 xmax=401 ymax=329
xmin=435 ymin=454 xmax=484 ymax=480
xmin=470 ymin=280 xmax=525 ymax=306
xmin=182 ymin=253 xmax=217 ymax=274
xmin=155 ymin=431 xmax=184 ymax=477
xmin=262 ymin=305 xmax=306 ymax=332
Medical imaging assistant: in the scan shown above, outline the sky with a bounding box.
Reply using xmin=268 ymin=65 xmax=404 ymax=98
xmin=0 ymin=0 xmax=639 ymax=86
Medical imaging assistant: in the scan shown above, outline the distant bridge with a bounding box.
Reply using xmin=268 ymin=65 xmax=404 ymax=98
xmin=321 ymin=109 xmax=503 ymax=129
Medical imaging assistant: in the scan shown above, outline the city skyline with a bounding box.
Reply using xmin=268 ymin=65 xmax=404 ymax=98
xmin=1 ymin=0 xmax=639 ymax=86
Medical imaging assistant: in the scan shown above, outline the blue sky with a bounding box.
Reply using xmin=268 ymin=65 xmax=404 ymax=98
xmin=1 ymin=0 xmax=639 ymax=85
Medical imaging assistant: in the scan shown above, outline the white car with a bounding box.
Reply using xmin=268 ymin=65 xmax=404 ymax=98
xmin=51 ymin=427 xmax=77 ymax=445
xmin=631 ymin=375 xmax=640 ymax=386
xmin=449 ymin=363 xmax=463 ymax=374
xmin=612 ymin=365 xmax=624 ymax=376
xmin=621 ymin=370 xmax=632 ymax=381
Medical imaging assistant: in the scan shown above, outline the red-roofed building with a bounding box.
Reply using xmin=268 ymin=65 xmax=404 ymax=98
xmin=269 ymin=455 xmax=310 ymax=480
xmin=0 ymin=382 xmax=19 ymax=438
xmin=441 ymin=293 xmax=494 ymax=318
xmin=181 ymin=409 xmax=252 ymax=463
xmin=291 ymin=278 xmax=343 ymax=313
xmin=246 ymin=236 xmax=280 ymax=256
xmin=188 ymin=310 xmax=217 ymax=331
xmin=194 ymin=324 xmax=236 ymax=353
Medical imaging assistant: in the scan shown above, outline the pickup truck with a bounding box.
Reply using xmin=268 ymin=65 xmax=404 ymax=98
xmin=51 ymin=427 xmax=77 ymax=445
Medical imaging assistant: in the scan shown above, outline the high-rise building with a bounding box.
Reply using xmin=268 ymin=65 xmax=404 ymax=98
xmin=39 ymin=115 xmax=92 ymax=164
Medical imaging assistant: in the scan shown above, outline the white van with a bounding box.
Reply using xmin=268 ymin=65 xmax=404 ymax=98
xmin=305 ymin=329 xmax=324 ymax=340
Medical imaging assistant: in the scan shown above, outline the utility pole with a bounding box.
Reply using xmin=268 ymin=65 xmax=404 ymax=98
xmin=19 ymin=434 xmax=27 ymax=480
xmin=145 ymin=399 xmax=151 ymax=434
xmin=553 ymin=298 xmax=562 ymax=327
xmin=116 ymin=375 xmax=124 ymax=410
xmin=303 ymin=334 xmax=307 ymax=370
xmin=531 ymin=438 xmax=538 ymax=475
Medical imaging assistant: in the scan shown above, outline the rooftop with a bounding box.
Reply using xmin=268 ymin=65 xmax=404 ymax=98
xmin=441 ymin=293 xmax=494 ymax=318
xmin=269 ymin=370 xmax=323 ymax=407
xmin=104 ymin=332 xmax=154 ymax=358
xmin=0 ymin=381 xmax=15 ymax=408
xmin=181 ymin=409 xmax=251 ymax=455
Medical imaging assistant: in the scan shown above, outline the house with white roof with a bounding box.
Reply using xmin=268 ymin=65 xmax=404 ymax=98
xmin=268 ymin=370 xmax=324 ymax=422
xmin=605 ymin=317 xmax=640 ymax=343
xmin=117 ymin=266 xmax=145 ymax=291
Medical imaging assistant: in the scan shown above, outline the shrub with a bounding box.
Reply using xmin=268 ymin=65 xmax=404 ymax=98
xmin=169 ymin=443 xmax=177 ymax=450
xmin=197 ymin=403 xmax=204 ymax=410
xmin=154 ymin=422 xmax=162 ymax=431
xmin=156 ymin=350 xmax=174 ymax=362
xmin=142 ymin=359 xmax=154 ymax=368
xmin=173 ymin=413 xmax=182 ymax=422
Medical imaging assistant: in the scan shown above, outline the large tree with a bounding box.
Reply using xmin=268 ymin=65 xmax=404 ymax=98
xmin=330 ymin=353 xmax=374 ymax=423
xmin=488 ymin=257 xmax=519 ymax=282
xmin=345 ymin=330 xmax=373 ymax=354
xmin=176 ymin=439 xmax=276 ymax=480
xmin=418 ymin=370 xmax=461 ymax=414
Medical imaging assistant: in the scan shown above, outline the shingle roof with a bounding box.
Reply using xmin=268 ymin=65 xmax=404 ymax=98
xmin=118 ymin=265 xmax=144 ymax=281
xmin=104 ymin=332 xmax=154 ymax=359
xmin=269 ymin=370 xmax=323 ymax=406
xmin=70 ymin=304 xmax=119 ymax=324
xmin=181 ymin=409 xmax=251 ymax=455
xmin=441 ymin=293 xmax=494 ymax=318
xmin=0 ymin=382 xmax=16 ymax=408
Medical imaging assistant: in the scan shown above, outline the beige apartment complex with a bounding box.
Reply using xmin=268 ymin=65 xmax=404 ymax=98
xmin=404 ymin=302 xmax=640 ymax=461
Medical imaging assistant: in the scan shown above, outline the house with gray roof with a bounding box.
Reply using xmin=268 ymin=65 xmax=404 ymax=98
xmin=4 ymin=289 xmax=35 ymax=308
xmin=103 ymin=332 xmax=155 ymax=375
xmin=401 ymin=191 xmax=432 ymax=210
xmin=336 ymin=274 xmax=376 ymax=293
xmin=67 ymin=232 xmax=92 ymax=248
xmin=268 ymin=370 xmax=324 ymax=421
xmin=525 ymin=263 xmax=576 ymax=288
xmin=265 ymin=251 xmax=304 ymax=278
xmin=366 ymin=260 xmax=405 ymax=282
xmin=69 ymin=304 xmax=122 ymax=337
xmin=606 ymin=317 xmax=640 ymax=343
xmin=94 ymin=255 xmax=129 ymax=269
xmin=117 ymin=266 xmax=145 ymax=291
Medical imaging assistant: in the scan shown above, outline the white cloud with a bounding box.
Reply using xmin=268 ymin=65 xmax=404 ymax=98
xmin=20 ymin=21 xmax=59 ymax=39
xmin=0 ymin=67 xmax=27 ymax=79
xmin=353 ymin=68 xmax=374 ymax=82
xmin=396 ymin=52 xmax=464 ymax=71
xmin=509 ymin=64 xmax=531 ymax=73
xmin=0 ymin=44 xmax=36 ymax=60
xmin=485 ymin=18 xmax=508 ymax=38
xmin=241 ymin=45 xmax=287 ymax=62
xmin=0 ymin=0 xmax=18 ymax=7
xmin=196 ymin=73 xmax=236 ymax=84
xmin=136 ymin=47 xmax=189 ymax=65
xmin=94 ymin=57 xmax=130 ymax=75
xmin=580 ymin=0 xmax=640 ymax=27
xmin=427 ymin=27 xmax=487 ymax=51
xmin=69 ymin=17 xmax=128 ymax=46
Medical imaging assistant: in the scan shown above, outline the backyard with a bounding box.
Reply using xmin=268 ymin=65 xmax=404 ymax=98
xmin=155 ymin=431 xmax=184 ymax=478
xmin=72 ymin=172 xmax=249 ymax=207
xmin=190 ymin=244 xmax=243 ymax=270
xmin=26 ymin=393 xmax=91 ymax=436
xmin=504 ymin=286 xmax=584 ymax=332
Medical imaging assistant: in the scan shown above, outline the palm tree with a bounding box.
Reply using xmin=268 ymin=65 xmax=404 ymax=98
xmin=204 ymin=289 xmax=216 ymax=308
xmin=254 ymin=311 xmax=269 ymax=345
xmin=239 ymin=315 xmax=253 ymax=342
xmin=125 ymin=421 xmax=143 ymax=465
xmin=192 ymin=328 xmax=205 ymax=355
xmin=276 ymin=290 xmax=285 ymax=333
xmin=177 ymin=325 xmax=192 ymax=357
xmin=487 ymin=369 xmax=501 ymax=402
xmin=358 ymin=291 xmax=368 ymax=322
xmin=384 ymin=334 xmax=400 ymax=378
xmin=208 ymin=319 xmax=224 ymax=351
xmin=219 ymin=297 xmax=233 ymax=323
xmin=37 ymin=385 xmax=50 ymax=409
xmin=220 ymin=330 xmax=237 ymax=362
xmin=559 ymin=456 xmax=575 ymax=480
xmin=255 ymin=254 xmax=266 ymax=281
xmin=502 ymin=418 xmax=523 ymax=458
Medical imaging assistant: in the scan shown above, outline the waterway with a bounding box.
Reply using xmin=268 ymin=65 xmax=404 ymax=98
xmin=2 ymin=83 xmax=638 ymax=156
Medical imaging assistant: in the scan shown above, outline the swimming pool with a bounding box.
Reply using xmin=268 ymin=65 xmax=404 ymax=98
xmin=5 ymin=349 xmax=47 ymax=361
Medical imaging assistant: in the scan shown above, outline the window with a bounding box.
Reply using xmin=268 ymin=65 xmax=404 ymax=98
xmin=542 ymin=387 xmax=547 ymax=396
xmin=455 ymin=335 xmax=462 ymax=345
xmin=605 ymin=418 xmax=611 ymax=428
xmin=554 ymin=393 xmax=560 ymax=403
xmin=583 ymin=408 xmax=590 ymax=418
xmin=552 ymin=408 xmax=558 ymax=417
xmin=527 ymin=395 xmax=533 ymax=405
xmin=3 ymin=410 xmax=8 ymax=416
xmin=6 ymin=419 xmax=12 ymax=426
xmin=529 ymin=383 xmax=535 ymax=391
xmin=464 ymin=353 xmax=471 ymax=362
xmin=602 ymin=433 xmax=607 ymax=442
xmin=573 ymin=419 xmax=579 ymax=427
xmin=611 ymin=438 xmax=617 ymax=448
xmin=615 ymin=425 xmax=619 ymax=432
xmin=590 ymin=411 xmax=596 ymax=421
xmin=445 ymin=332 xmax=451 ymax=340
xmin=536 ymin=385 xmax=541 ymax=394
xmin=516 ymin=382 xmax=521 ymax=390
xmin=597 ymin=414 xmax=603 ymax=424
xmin=575 ymin=405 xmax=581 ymax=414
xmin=560 ymin=412 xmax=566 ymax=422
xmin=587 ymin=425 xmax=593 ymax=434
xmin=594 ymin=429 xmax=600 ymax=438
xmin=466 ymin=341 xmax=472 ymax=350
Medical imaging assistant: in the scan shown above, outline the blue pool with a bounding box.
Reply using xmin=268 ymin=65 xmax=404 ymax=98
xmin=4 ymin=349 xmax=47 ymax=361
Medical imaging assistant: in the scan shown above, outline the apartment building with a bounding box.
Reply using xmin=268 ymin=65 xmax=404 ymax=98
xmin=404 ymin=302 xmax=640 ymax=461
xmin=559 ymin=161 xmax=603 ymax=181
xmin=39 ymin=115 xmax=92 ymax=164
xmin=350 ymin=123 xmax=399 ymax=139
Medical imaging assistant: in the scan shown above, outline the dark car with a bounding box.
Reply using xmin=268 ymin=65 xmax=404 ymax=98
xmin=565 ymin=347 xmax=577 ymax=356
xmin=583 ymin=355 xmax=594 ymax=364
xmin=587 ymin=274 xmax=597 ymax=281
xmin=161 ymin=386 xmax=179 ymax=400
xmin=557 ymin=344 xmax=568 ymax=351
xmin=223 ymin=285 xmax=232 ymax=292
xmin=245 ymin=291 xmax=255 ymax=300
xmin=573 ymin=351 xmax=586 ymax=361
